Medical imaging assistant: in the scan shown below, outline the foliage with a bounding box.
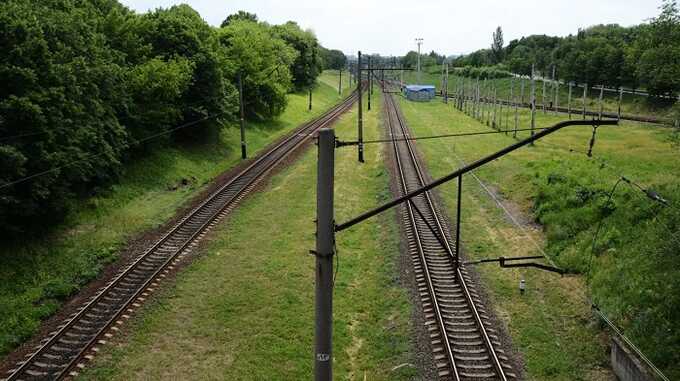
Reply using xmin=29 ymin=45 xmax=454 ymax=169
xmin=320 ymin=47 xmax=347 ymax=70
xmin=0 ymin=1 xmax=331 ymax=235
xmin=535 ymin=174 xmax=680 ymax=377
xmin=452 ymin=1 xmax=680 ymax=100
xmin=0 ymin=0 xmax=129 ymax=233
xmin=631 ymin=0 xmax=680 ymax=98
xmin=272 ymin=22 xmax=323 ymax=90
xmin=454 ymin=65 xmax=512 ymax=79
xmin=220 ymin=10 xmax=257 ymax=28
xmin=218 ymin=20 xmax=296 ymax=118
xmin=491 ymin=26 xmax=504 ymax=64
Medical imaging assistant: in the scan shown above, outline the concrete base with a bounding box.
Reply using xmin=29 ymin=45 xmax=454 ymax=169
xmin=611 ymin=336 xmax=654 ymax=381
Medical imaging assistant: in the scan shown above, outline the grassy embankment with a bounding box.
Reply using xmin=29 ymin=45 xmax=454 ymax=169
xmin=396 ymin=96 xmax=680 ymax=379
xmin=78 ymin=90 xmax=420 ymax=380
xmin=403 ymin=68 xmax=678 ymax=120
xmin=0 ymin=74 xmax=352 ymax=357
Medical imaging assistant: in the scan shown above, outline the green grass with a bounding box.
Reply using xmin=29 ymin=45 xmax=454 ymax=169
xmin=78 ymin=90 xmax=419 ymax=380
xmin=0 ymin=80 xmax=353 ymax=357
xmin=403 ymin=68 xmax=678 ymax=120
xmin=319 ymin=70 xmax=354 ymax=96
xmin=395 ymin=96 xmax=680 ymax=379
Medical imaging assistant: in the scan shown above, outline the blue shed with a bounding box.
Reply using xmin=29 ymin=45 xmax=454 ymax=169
xmin=404 ymin=85 xmax=436 ymax=102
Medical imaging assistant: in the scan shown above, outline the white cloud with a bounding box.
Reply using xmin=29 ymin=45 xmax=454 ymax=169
xmin=119 ymin=0 xmax=661 ymax=56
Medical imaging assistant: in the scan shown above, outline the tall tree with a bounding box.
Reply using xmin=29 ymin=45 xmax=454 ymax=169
xmin=272 ymin=22 xmax=322 ymax=90
xmin=491 ymin=26 xmax=504 ymax=64
xmin=220 ymin=10 xmax=257 ymax=28
xmin=632 ymin=0 xmax=680 ymax=98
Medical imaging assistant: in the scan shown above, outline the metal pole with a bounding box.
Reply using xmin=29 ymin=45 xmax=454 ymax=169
xmin=357 ymin=51 xmax=364 ymax=163
xmin=583 ymin=83 xmax=588 ymax=120
xmin=493 ymin=87 xmax=498 ymax=129
xmin=314 ymin=128 xmax=335 ymax=381
xmin=551 ymin=65 xmax=557 ymax=115
xmin=309 ymin=88 xmax=313 ymax=111
xmin=513 ymin=86 xmax=519 ymax=138
xmin=568 ymin=82 xmax=573 ymax=119
xmin=416 ymin=38 xmax=423 ymax=84
xmin=555 ymin=81 xmax=560 ymax=116
xmin=455 ymin=175 xmax=462 ymax=271
xmin=617 ymin=87 xmax=623 ymax=120
xmin=542 ymin=76 xmax=547 ymax=114
xmin=530 ymin=64 xmax=536 ymax=145
xmin=444 ymin=63 xmax=449 ymax=104
xmin=598 ymin=85 xmax=604 ymax=120
xmin=238 ymin=72 xmax=247 ymax=159
xmin=368 ymin=56 xmax=372 ymax=111
xmin=338 ymin=69 xmax=342 ymax=95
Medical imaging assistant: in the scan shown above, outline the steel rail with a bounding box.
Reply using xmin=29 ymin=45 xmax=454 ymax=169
xmin=385 ymin=92 xmax=508 ymax=380
xmin=5 ymin=89 xmax=360 ymax=381
xmin=385 ymin=94 xmax=461 ymax=381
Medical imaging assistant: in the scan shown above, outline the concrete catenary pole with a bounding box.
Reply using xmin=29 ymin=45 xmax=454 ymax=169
xmin=444 ymin=62 xmax=449 ymax=104
xmin=582 ymin=83 xmax=588 ymax=120
xmin=598 ymin=85 xmax=604 ymax=120
xmin=542 ymin=75 xmax=547 ymax=114
xmin=568 ymin=82 xmax=573 ymax=119
xmin=314 ymin=128 xmax=335 ymax=381
xmin=357 ymin=51 xmax=364 ymax=163
xmin=530 ymin=64 xmax=536 ymax=145
xmin=367 ymin=55 xmax=372 ymax=111
xmin=617 ymin=87 xmax=623 ymax=120
xmin=416 ymin=38 xmax=423 ymax=84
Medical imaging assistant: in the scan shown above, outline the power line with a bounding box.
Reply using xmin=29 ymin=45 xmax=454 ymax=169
xmin=450 ymin=144 xmax=671 ymax=381
xmin=337 ymin=127 xmax=552 ymax=147
xmin=0 ymin=112 xmax=225 ymax=191
xmin=0 ymin=94 xmax=230 ymax=142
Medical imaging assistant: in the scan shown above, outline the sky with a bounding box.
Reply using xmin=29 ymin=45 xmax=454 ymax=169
xmin=120 ymin=0 xmax=662 ymax=57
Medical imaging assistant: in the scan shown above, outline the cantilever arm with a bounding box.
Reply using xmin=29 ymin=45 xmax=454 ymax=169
xmin=335 ymin=119 xmax=618 ymax=233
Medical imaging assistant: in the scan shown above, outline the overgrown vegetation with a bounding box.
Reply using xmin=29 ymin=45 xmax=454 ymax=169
xmin=398 ymin=98 xmax=680 ymax=378
xmin=78 ymin=91 xmax=419 ymax=380
xmin=0 ymin=76 xmax=348 ymax=357
xmin=452 ymin=1 xmax=680 ymax=99
xmin=0 ymin=1 xmax=334 ymax=235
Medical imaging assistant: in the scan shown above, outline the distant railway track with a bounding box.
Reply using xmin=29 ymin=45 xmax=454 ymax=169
xmin=3 ymin=89 xmax=360 ymax=381
xmin=383 ymin=91 xmax=516 ymax=380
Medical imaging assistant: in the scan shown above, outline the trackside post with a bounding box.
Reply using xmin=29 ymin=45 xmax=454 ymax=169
xmin=314 ymin=128 xmax=335 ymax=381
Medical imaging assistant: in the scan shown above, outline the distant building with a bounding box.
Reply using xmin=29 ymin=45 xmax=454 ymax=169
xmin=404 ymin=85 xmax=435 ymax=102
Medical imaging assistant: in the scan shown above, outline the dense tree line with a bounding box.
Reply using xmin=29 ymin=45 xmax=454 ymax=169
xmin=0 ymin=0 xmax=325 ymax=235
xmin=452 ymin=0 xmax=680 ymax=99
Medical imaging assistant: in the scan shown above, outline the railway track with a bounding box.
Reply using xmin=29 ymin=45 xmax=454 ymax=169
xmin=3 ymin=89 xmax=360 ymax=381
xmin=383 ymin=92 xmax=516 ymax=380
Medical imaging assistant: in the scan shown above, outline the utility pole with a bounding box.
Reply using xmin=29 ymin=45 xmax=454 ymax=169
xmin=238 ymin=72 xmax=247 ymax=159
xmin=357 ymin=51 xmax=364 ymax=163
xmin=598 ymin=85 xmax=604 ymax=120
xmin=551 ymin=65 xmax=557 ymax=115
xmin=444 ymin=61 xmax=449 ymax=104
xmin=314 ymin=128 xmax=335 ymax=381
xmin=368 ymin=55 xmax=372 ymax=111
xmin=617 ymin=87 xmax=623 ymax=120
xmin=415 ymin=38 xmax=423 ymax=84
xmin=568 ymin=82 xmax=573 ymax=119
xmin=542 ymin=76 xmax=547 ymax=114
xmin=582 ymin=83 xmax=588 ymax=120
xmin=530 ymin=64 xmax=536 ymax=145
